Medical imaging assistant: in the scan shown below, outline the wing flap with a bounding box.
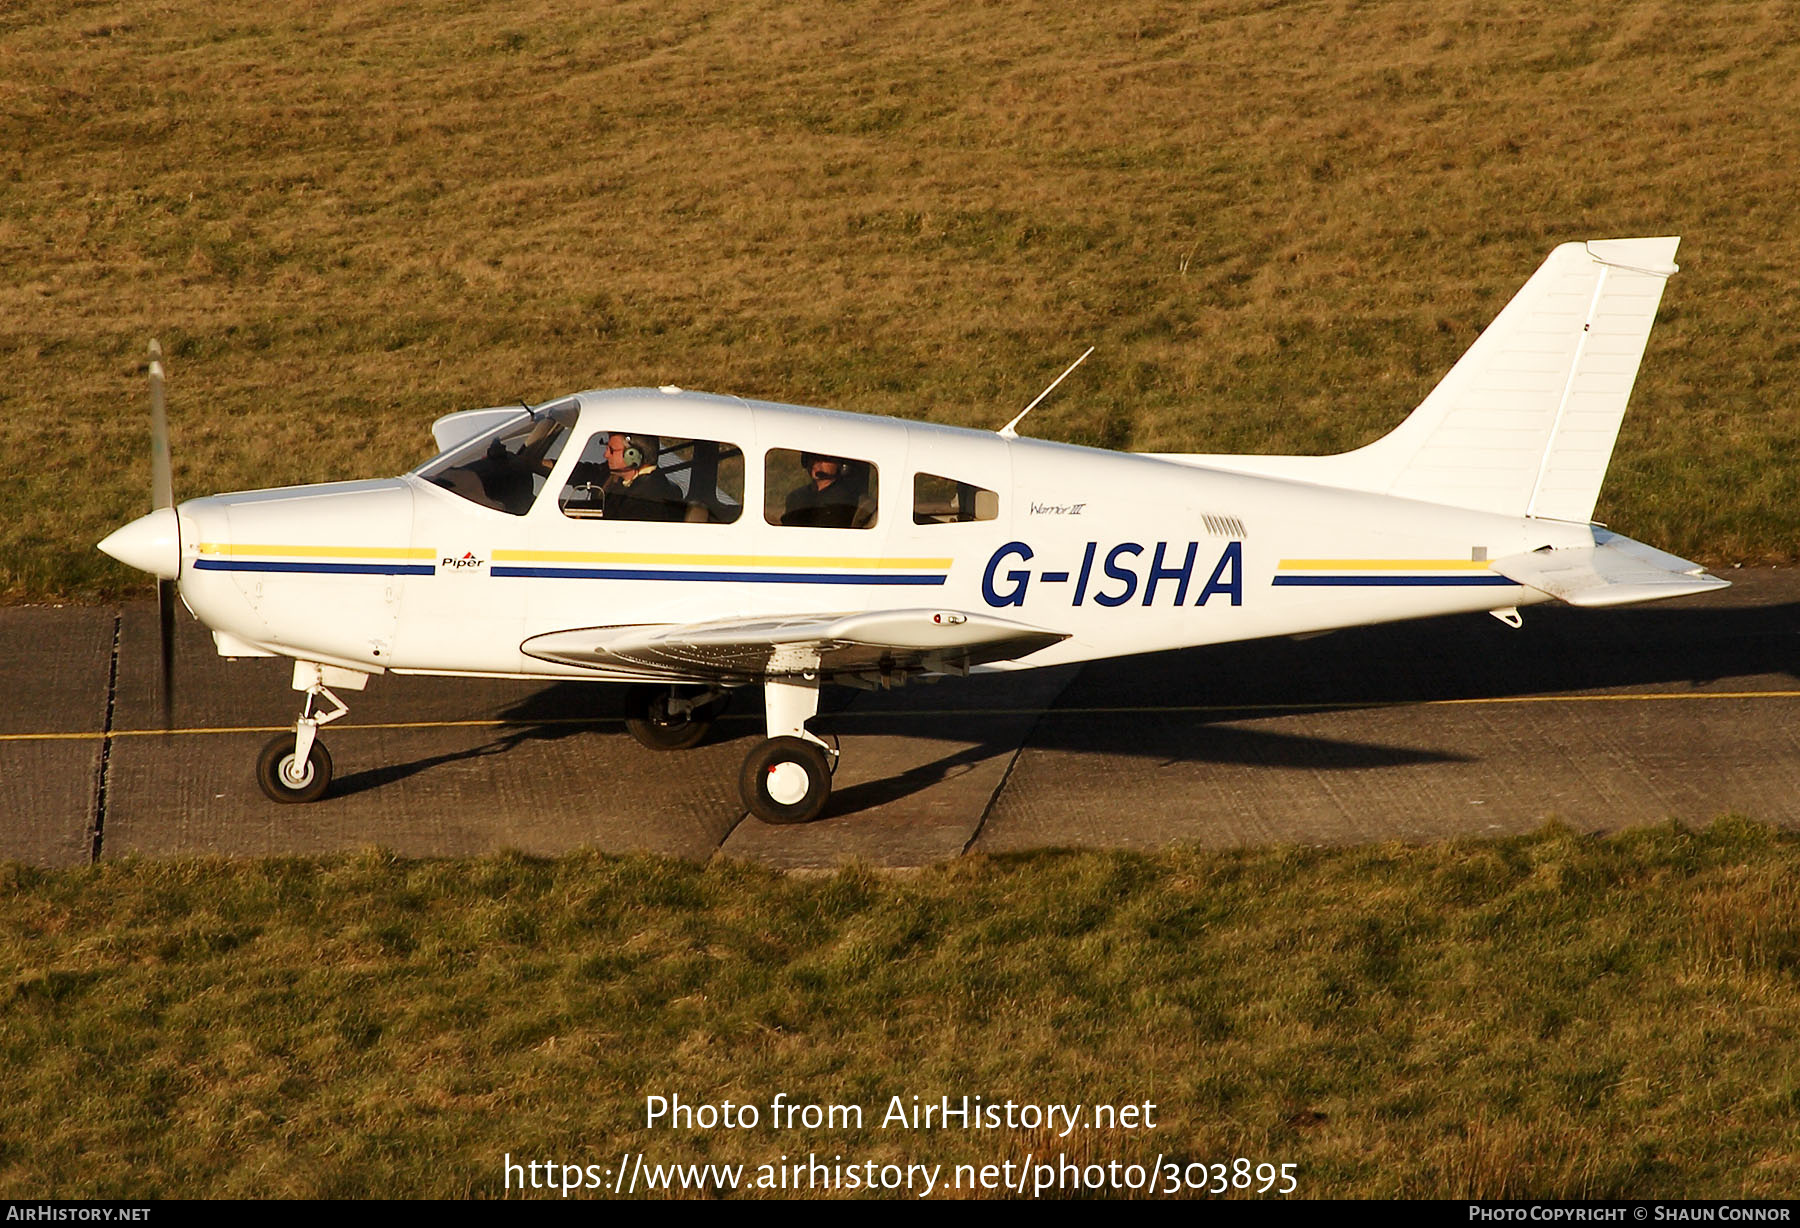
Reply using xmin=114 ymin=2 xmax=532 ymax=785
xmin=1491 ymin=530 xmax=1729 ymax=608
xmin=522 ymin=609 xmax=1068 ymax=680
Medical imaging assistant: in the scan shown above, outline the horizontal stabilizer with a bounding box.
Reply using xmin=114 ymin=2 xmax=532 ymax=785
xmin=1490 ymin=530 xmax=1728 ymax=608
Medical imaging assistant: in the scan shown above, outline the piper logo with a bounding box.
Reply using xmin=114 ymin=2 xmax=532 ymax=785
xmin=441 ymin=551 xmax=487 ymax=572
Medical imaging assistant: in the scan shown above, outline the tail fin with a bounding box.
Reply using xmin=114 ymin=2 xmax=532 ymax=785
xmin=1355 ymin=236 xmax=1679 ymax=520
xmin=1152 ymin=238 xmax=1680 ymax=523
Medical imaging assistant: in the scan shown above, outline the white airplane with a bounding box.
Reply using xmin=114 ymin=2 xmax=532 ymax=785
xmin=99 ymin=236 xmax=1726 ymax=823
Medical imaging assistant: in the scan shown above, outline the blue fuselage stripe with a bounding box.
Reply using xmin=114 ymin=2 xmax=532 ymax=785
xmin=1272 ymin=575 xmax=1516 ymax=587
xmin=491 ymin=566 xmax=945 ymax=585
xmin=194 ymin=559 xmax=435 ymax=576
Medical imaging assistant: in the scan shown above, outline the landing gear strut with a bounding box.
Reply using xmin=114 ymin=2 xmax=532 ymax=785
xmin=256 ymin=677 xmax=348 ymax=804
xmin=739 ymin=676 xmax=837 ymax=824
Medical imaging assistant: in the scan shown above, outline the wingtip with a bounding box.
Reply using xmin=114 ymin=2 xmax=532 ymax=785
xmin=1585 ymin=236 xmax=1680 ymax=276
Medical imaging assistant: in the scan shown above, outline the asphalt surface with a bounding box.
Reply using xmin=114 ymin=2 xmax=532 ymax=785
xmin=4 ymin=569 xmax=1796 ymax=869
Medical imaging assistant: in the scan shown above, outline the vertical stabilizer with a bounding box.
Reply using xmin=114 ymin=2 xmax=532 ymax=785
xmin=1349 ymin=236 xmax=1680 ymax=521
xmin=1147 ymin=238 xmax=1681 ymax=523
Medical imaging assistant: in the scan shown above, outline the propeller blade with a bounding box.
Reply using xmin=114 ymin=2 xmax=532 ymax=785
xmin=149 ymin=339 xmax=174 ymax=726
xmin=158 ymin=578 xmax=175 ymax=729
xmin=149 ymin=339 xmax=171 ymax=510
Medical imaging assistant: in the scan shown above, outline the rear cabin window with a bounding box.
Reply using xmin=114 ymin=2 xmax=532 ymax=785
xmin=912 ymin=472 xmax=999 ymax=524
xmin=764 ymin=449 xmax=878 ymax=529
xmin=559 ymin=432 xmax=744 ymax=523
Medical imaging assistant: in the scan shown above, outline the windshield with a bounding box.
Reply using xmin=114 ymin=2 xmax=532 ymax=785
xmin=416 ymin=397 xmax=580 ymax=515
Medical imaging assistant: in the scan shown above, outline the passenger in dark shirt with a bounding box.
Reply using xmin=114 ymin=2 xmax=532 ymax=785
xmin=782 ymin=453 xmax=874 ymax=528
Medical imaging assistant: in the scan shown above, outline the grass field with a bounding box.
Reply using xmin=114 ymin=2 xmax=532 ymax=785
xmin=3 ymin=822 xmax=1797 ymax=1198
xmin=3 ymin=0 xmax=1798 ymax=600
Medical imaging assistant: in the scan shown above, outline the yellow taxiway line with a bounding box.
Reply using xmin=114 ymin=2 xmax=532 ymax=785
xmin=3 ymin=690 xmax=1797 ymax=742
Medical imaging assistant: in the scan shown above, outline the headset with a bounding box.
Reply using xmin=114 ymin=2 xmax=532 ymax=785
xmin=617 ymin=433 xmax=658 ymax=469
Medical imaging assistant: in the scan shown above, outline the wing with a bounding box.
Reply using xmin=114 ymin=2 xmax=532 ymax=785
xmin=521 ymin=608 xmax=1068 ymax=684
xmin=1490 ymin=529 xmax=1729 ymax=608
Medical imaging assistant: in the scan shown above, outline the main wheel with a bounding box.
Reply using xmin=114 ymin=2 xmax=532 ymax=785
xmin=256 ymin=733 xmax=333 ymax=804
xmin=624 ymin=684 xmax=722 ymax=751
xmin=739 ymin=736 xmax=832 ymax=824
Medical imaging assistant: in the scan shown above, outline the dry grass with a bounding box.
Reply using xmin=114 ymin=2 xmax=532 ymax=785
xmin=3 ymin=0 xmax=1797 ymax=600
xmin=2 ymin=822 xmax=1797 ymax=1198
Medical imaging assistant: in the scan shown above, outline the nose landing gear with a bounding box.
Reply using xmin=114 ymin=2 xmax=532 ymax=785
xmin=255 ymin=675 xmax=349 ymax=804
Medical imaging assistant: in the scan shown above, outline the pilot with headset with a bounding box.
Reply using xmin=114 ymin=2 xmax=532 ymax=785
xmin=567 ymin=432 xmax=683 ymax=522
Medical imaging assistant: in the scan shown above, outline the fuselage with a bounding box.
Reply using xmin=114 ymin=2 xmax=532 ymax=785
xmin=164 ymin=387 xmax=1591 ymax=682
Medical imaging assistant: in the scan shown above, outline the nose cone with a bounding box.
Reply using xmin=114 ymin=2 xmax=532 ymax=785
xmin=98 ymin=507 xmax=182 ymax=580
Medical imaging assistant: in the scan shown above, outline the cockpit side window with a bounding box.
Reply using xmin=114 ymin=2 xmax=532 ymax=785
xmin=417 ymin=398 xmax=578 ymax=516
xmin=765 ymin=449 xmax=878 ymax=529
xmin=560 ymin=432 xmax=745 ymax=524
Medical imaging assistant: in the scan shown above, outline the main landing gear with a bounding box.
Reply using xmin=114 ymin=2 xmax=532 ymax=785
xmin=256 ymin=676 xmax=348 ymax=804
xmin=623 ymin=678 xmax=837 ymax=824
xmin=622 ymin=683 xmax=729 ymax=751
xmin=739 ymin=736 xmax=833 ymax=824
xmin=738 ymin=677 xmax=836 ymax=824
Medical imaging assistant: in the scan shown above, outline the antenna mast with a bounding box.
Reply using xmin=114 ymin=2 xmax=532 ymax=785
xmin=999 ymin=346 xmax=1095 ymax=440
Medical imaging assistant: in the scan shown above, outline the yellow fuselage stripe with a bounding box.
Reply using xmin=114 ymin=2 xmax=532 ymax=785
xmin=1278 ymin=558 xmax=1493 ymax=571
xmin=198 ymin=542 xmax=436 ymax=560
xmin=492 ymin=549 xmax=953 ymax=569
xmin=196 ymin=544 xmax=951 ymax=569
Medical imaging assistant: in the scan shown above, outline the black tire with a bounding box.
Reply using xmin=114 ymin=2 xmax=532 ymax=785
xmin=256 ymin=732 xmax=333 ymax=804
xmin=624 ymin=684 xmax=721 ymax=751
xmin=738 ymin=736 xmax=832 ymax=824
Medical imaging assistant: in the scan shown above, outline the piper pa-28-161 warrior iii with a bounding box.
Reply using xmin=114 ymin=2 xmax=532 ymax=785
xmin=100 ymin=237 xmax=1727 ymax=823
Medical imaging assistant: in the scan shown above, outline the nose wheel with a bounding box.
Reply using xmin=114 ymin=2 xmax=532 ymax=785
xmin=256 ymin=733 xmax=333 ymax=803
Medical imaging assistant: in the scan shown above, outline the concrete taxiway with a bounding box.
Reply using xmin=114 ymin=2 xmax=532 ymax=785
xmin=3 ymin=569 xmax=1795 ymax=869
